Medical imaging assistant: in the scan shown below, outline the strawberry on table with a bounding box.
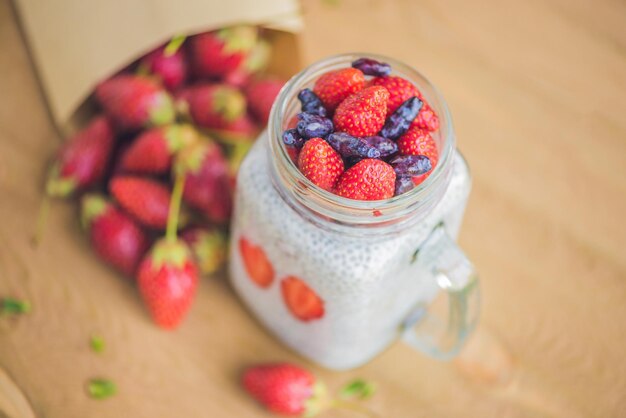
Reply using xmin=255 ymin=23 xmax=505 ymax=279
xmin=81 ymin=194 xmax=150 ymax=276
xmin=239 ymin=237 xmax=275 ymax=288
xmin=245 ymin=77 xmax=285 ymax=124
xmin=109 ymin=176 xmax=171 ymax=229
xmin=332 ymin=85 xmax=389 ymax=138
xmin=335 ymin=159 xmax=396 ymax=201
xmin=120 ymin=124 xmax=199 ymax=175
xmin=313 ymin=67 xmax=365 ymax=112
xmin=176 ymin=83 xmax=246 ymax=130
xmin=297 ymin=137 xmax=344 ymax=191
xmin=175 ymin=140 xmax=232 ymax=223
xmin=281 ymin=276 xmax=324 ymax=322
xmin=189 ymin=26 xmax=258 ymax=78
xmin=242 ymin=363 xmax=327 ymax=416
xmin=46 ymin=116 xmax=115 ymax=197
xmin=95 ymin=75 xmax=175 ymax=130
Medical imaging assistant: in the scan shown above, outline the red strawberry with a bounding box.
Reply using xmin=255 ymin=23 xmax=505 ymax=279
xmin=181 ymin=226 xmax=227 ymax=276
xmin=81 ymin=194 xmax=150 ymax=276
xmin=242 ymin=363 xmax=327 ymax=416
xmin=369 ymin=75 xmax=420 ymax=114
xmin=397 ymin=126 xmax=439 ymax=185
xmin=239 ymin=237 xmax=274 ymax=288
xmin=137 ymin=239 xmax=198 ymax=329
xmin=175 ymin=140 xmax=232 ymax=223
xmin=223 ymin=38 xmax=271 ymax=87
xmin=297 ymin=138 xmax=344 ymax=191
xmin=189 ymin=26 xmax=258 ymax=78
xmin=333 ymin=86 xmax=389 ymax=137
xmin=120 ymin=125 xmax=199 ymax=175
xmin=46 ymin=116 xmax=115 ymax=197
xmin=176 ymin=84 xmax=246 ymax=130
xmin=335 ymin=159 xmax=396 ymax=201
xmin=219 ymin=113 xmax=259 ymax=141
xmin=95 ymin=75 xmax=175 ymax=130
xmin=109 ymin=176 xmax=171 ymax=229
xmin=245 ymin=77 xmax=285 ymax=124
xmin=281 ymin=276 xmax=325 ymax=322
xmin=140 ymin=45 xmax=187 ymax=91
xmin=313 ymin=68 xmax=365 ymax=112
xmin=411 ymin=102 xmax=440 ymax=132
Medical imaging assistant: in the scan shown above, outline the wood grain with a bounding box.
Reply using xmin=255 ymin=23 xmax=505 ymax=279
xmin=1 ymin=0 xmax=625 ymax=417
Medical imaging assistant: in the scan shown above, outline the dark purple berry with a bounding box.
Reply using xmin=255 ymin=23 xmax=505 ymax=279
xmin=327 ymin=132 xmax=381 ymax=159
xmin=282 ymin=128 xmax=305 ymax=149
xmin=363 ymin=136 xmax=398 ymax=158
xmin=345 ymin=156 xmax=363 ymax=168
xmin=379 ymin=97 xmax=423 ymax=140
xmin=351 ymin=58 xmax=392 ymax=77
xmin=390 ymin=154 xmax=432 ymax=176
xmin=296 ymin=113 xmax=333 ymax=139
xmin=395 ymin=176 xmax=415 ymax=195
xmin=297 ymin=88 xmax=327 ymax=117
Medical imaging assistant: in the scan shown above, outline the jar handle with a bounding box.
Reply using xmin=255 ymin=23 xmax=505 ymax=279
xmin=400 ymin=223 xmax=480 ymax=360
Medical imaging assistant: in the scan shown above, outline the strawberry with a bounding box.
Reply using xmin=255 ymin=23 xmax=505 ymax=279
xmin=333 ymin=86 xmax=389 ymax=138
xmin=369 ymin=75 xmax=420 ymax=114
xmin=46 ymin=116 xmax=115 ymax=197
xmin=81 ymin=194 xmax=150 ymax=276
xmin=137 ymin=238 xmax=198 ymax=329
xmin=281 ymin=276 xmax=324 ymax=322
xmin=313 ymin=68 xmax=365 ymax=112
xmin=297 ymin=138 xmax=344 ymax=191
xmin=245 ymin=77 xmax=285 ymax=124
xmin=176 ymin=84 xmax=246 ymax=130
xmin=189 ymin=26 xmax=258 ymax=78
xmin=119 ymin=124 xmax=199 ymax=175
xmin=139 ymin=45 xmax=187 ymax=91
xmin=223 ymin=38 xmax=272 ymax=87
xmin=335 ymin=159 xmax=396 ymax=201
xmin=95 ymin=75 xmax=175 ymax=130
xmin=218 ymin=113 xmax=259 ymax=142
xmin=411 ymin=102 xmax=440 ymax=132
xmin=239 ymin=237 xmax=274 ymax=288
xmin=175 ymin=140 xmax=232 ymax=223
xmin=109 ymin=176 xmax=171 ymax=229
xmin=181 ymin=226 xmax=227 ymax=276
xmin=242 ymin=363 xmax=327 ymax=416
xmin=397 ymin=126 xmax=439 ymax=185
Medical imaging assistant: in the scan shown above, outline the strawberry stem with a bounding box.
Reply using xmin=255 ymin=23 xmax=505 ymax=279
xmin=164 ymin=34 xmax=186 ymax=56
xmin=332 ymin=399 xmax=380 ymax=418
xmin=166 ymin=172 xmax=185 ymax=243
xmin=32 ymin=195 xmax=50 ymax=247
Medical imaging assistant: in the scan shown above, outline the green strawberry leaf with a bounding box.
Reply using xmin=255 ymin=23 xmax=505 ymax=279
xmin=339 ymin=379 xmax=376 ymax=400
xmin=1 ymin=298 xmax=31 ymax=315
xmin=164 ymin=34 xmax=186 ymax=56
xmin=87 ymin=378 xmax=116 ymax=399
xmin=90 ymin=335 xmax=105 ymax=353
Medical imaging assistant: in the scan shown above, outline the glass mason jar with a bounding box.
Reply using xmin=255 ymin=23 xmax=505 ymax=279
xmin=229 ymin=53 xmax=479 ymax=370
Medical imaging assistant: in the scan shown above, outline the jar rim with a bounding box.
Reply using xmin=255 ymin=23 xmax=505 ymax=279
xmin=267 ymin=52 xmax=456 ymax=227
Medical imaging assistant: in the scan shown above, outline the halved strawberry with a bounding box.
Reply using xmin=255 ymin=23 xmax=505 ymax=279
xmin=297 ymin=138 xmax=344 ymax=191
xmin=281 ymin=276 xmax=324 ymax=322
xmin=239 ymin=237 xmax=274 ymax=288
xmin=313 ymin=68 xmax=365 ymax=112
xmin=335 ymin=159 xmax=396 ymax=201
xmin=332 ymin=86 xmax=389 ymax=138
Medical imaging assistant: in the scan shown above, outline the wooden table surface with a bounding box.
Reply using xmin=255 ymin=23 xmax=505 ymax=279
xmin=1 ymin=0 xmax=625 ymax=417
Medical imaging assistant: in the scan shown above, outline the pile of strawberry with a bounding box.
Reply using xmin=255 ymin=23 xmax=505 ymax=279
xmin=40 ymin=26 xmax=285 ymax=330
xmin=282 ymin=57 xmax=439 ymax=200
